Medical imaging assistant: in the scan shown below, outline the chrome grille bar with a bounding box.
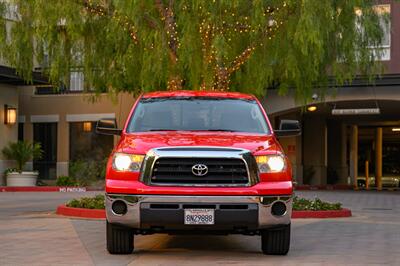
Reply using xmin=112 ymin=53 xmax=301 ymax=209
xmin=140 ymin=146 xmax=259 ymax=187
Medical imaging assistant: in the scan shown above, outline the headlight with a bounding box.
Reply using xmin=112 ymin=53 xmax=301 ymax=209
xmin=112 ymin=153 xmax=144 ymax=172
xmin=255 ymin=155 xmax=286 ymax=173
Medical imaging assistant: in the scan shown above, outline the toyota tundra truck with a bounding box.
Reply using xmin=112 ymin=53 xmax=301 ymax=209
xmin=96 ymin=90 xmax=300 ymax=255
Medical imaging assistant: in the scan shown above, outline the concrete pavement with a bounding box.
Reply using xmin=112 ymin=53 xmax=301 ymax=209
xmin=0 ymin=190 xmax=399 ymax=265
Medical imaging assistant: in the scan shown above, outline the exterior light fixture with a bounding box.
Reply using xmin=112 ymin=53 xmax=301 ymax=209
xmin=4 ymin=105 xmax=17 ymax=125
xmin=307 ymin=105 xmax=317 ymax=112
xmin=83 ymin=122 xmax=92 ymax=132
xmin=392 ymin=128 xmax=400 ymax=132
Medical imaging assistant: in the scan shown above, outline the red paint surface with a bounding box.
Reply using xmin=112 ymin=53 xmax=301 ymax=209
xmin=119 ymin=132 xmax=279 ymax=155
xmin=0 ymin=186 xmax=89 ymax=192
xmin=291 ymin=208 xmax=352 ymax=219
xmin=56 ymin=205 xmax=106 ymax=219
xmin=141 ymin=90 xmax=256 ymax=100
xmin=56 ymin=205 xmax=352 ymax=220
xmin=107 ymin=91 xmax=292 ymax=196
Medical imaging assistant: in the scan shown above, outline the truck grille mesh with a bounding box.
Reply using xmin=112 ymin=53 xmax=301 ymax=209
xmin=150 ymin=158 xmax=249 ymax=185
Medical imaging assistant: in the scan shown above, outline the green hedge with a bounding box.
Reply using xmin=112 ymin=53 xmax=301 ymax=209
xmin=56 ymin=176 xmax=79 ymax=186
xmin=66 ymin=195 xmax=105 ymax=209
xmin=293 ymin=196 xmax=342 ymax=211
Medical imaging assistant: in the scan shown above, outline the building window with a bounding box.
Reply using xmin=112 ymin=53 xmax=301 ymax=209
xmin=69 ymin=122 xmax=113 ymax=182
xmin=372 ymin=5 xmax=391 ymax=61
xmin=70 ymin=122 xmax=113 ymax=161
xmin=356 ymin=5 xmax=391 ymax=61
xmin=3 ymin=2 xmax=18 ymax=21
xmin=33 ymin=123 xmax=57 ymax=180
xmin=69 ymin=71 xmax=84 ymax=92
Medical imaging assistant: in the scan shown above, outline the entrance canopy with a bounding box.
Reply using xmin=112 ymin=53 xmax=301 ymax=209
xmin=0 ymin=65 xmax=47 ymax=85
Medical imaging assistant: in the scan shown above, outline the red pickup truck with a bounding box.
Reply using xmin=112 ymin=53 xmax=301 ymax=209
xmin=96 ymin=90 xmax=300 ymax=255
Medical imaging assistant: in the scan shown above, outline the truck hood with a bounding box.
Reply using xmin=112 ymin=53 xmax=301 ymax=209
xmin=118 ymin=132 xmax=279 ymax=154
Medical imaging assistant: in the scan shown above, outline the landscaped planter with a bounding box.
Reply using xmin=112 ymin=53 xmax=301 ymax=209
xmin=56 ymin=205 xmax=106 ymax=219
xmin=6 ymin=172 xmax=38 ymax=187
xmin=57 ymin=195 xmax=351 ymax=219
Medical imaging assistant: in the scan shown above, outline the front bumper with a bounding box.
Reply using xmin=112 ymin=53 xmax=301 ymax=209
xmin=106 ymin=194 xmax=292 ymax=233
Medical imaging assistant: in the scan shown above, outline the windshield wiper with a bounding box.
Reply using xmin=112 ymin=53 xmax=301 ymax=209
xmin=148 ymin=129 xmax=239 ymax=132
xmin=148 ymin=129 xmax=178 ymax=131
xmin=195 ymin=129 xmax=238 ymax=132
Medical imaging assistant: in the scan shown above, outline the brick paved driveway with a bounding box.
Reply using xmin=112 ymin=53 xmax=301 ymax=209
xmin=0 ymin=191 xmax=399 ymax=265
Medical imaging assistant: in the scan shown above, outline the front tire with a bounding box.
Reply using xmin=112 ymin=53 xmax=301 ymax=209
xmin=261 ymin=224 xmax=291 ymax=255
xmin=106 ymin=221 xmax=134 ymax=254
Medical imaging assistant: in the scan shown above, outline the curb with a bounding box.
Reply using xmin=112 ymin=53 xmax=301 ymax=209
xmin=292 ymin=208 xmax=352 ymax=218
xmin=56 ymin=205 xmax=352 ymax=220
xmin=56 ymin=205 xmax=106 ymax=219
xmin=0 ymin=186 xmax=101 ymax=192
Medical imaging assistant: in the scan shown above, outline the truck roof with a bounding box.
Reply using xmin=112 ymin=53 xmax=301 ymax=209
xmin=141 ymin=90 xmax=256 ymax=100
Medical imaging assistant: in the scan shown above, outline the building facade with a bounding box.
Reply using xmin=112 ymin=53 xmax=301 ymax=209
xmin=267 ymin=1 xmax=400 ymax=188
xmin=1 ymin=1 xmax=399 ymax=187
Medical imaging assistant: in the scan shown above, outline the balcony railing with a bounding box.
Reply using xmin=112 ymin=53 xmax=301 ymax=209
xmin=35 ymin=86 xmax=85 ymax=95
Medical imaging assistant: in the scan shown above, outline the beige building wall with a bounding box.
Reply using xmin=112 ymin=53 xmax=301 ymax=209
xmin=19 ymin=87 xmax=136 ymax=177
xmin=0 ymin=84 xmax=19 ymax=185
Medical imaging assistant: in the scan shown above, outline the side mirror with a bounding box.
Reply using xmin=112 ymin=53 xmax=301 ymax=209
xmin=96 ymin=119 xmax=122 ymax=136
xmin=274 ymin=119 xmax=301 ymax=137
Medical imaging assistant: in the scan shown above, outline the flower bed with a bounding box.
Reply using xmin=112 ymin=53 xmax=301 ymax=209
xmin=292 ymin=196 xmax=342 ymax=211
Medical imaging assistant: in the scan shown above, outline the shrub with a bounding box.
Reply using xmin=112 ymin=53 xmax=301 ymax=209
xmin=69 ymin=158 xmax=107 ymax=186
xmin=302 ymin=165 xmax=315 ymax=185
xmin=56 ymin=176 xmax=79 ymax=186
xmin=293 ymin=196 xmax=342 ymax=211
xmin=66 ymin=194 xmax=105 ymax=209
xmin=1 ymin=141 xmax=43 ymax=172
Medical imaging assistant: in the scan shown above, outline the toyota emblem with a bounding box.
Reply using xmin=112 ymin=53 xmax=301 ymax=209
xmin=192 ymin=164 xmax=208 ymax=177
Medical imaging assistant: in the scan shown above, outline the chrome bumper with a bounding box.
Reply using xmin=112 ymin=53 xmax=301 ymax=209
xmin=106 ymin=194 xmax=292 ymax=230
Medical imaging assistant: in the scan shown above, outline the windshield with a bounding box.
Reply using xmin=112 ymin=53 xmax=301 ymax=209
xmin=127 ymin=97 xmax=270 ymax=134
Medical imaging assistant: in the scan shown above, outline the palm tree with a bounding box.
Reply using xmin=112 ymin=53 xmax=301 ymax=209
xmin=2 ymin=141 xmax=43 ymax=172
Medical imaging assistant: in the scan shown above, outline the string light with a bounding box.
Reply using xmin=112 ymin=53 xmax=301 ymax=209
xmin=83 ymin=0 xmax=138 ymax=44
xmin=207 ymin=1 xmax=290 ymax=91
xmin=167 ymin=77 xmax=183 ymax=91
xmin=81 ymin=0 xmax=290 ymax=91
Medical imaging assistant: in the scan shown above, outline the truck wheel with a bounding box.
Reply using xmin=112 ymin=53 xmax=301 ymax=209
xmin=261 ymin=224 xmax=290 ymax=255
xmin=106 ymin=221 xmax=134 ymax=254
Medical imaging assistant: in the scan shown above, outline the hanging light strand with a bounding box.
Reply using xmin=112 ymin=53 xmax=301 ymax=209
xmin=227 ymin=1 xmax=290 ymax=75
xmin=155 ymin=0 xmax=180 ymax=62
xmin=82 ymin=0 xmax=138 ymax=44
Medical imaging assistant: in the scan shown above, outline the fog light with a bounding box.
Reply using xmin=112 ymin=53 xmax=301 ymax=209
xmin=112 ymin=200 xmax=127 ymax=215
xmin=260 ymin=197 xmax=278 ymax=205
xmin=271 ymin=201 xmax=287 ymax=216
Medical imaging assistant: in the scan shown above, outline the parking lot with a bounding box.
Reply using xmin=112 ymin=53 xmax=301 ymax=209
xmin=0 ymin=190 xmax=399 ymax=266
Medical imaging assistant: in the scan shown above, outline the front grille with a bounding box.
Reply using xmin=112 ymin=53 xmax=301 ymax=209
xmin=150 ymin=158 xmax=249 ymax=185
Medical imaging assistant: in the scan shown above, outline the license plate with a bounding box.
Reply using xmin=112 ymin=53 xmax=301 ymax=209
xmin=184 ymin=209 xmax=215 ymax=225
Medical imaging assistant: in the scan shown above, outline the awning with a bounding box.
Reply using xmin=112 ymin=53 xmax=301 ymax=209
xmin=0 ymin=65 xmax=48 ymax=85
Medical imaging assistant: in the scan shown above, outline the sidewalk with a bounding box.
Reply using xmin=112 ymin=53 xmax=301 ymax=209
xmin=0 ymin=191 xmax=399 ymax=265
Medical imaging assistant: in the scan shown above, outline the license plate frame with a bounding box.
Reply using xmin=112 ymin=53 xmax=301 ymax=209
xmin=184 ymin=209 xmax=215 ymax=225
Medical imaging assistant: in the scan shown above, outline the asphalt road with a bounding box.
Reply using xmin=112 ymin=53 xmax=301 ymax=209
xmin=0 ymin=191 xmax=100 ymax=219
xmin=0 ymin=190 xmax=399 ymax=266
